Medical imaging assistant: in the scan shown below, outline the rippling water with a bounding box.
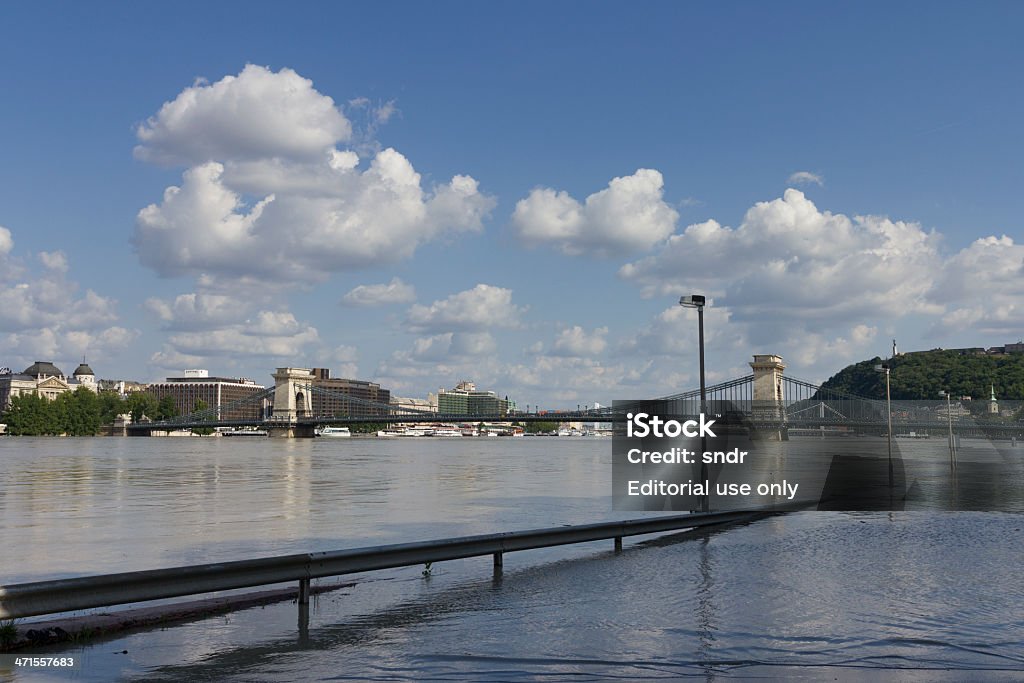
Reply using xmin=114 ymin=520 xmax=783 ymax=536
xmin=2 ymin=436 xmax=1023 ymax=681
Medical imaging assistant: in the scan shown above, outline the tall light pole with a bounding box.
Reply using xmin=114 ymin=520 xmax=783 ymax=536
xmin=875 ymin=363 xmax=893 ymax=487
xmin=680 ymin=294 xmax=708 ymax=511
xmin=680 ymin=295 xmax=707 ymax=416
xmin=939 ymin=390 xmax=956 ymax=468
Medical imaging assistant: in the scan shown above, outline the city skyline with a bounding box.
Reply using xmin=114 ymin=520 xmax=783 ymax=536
xmin=2 ymin=3 xmax=1023 ymax=408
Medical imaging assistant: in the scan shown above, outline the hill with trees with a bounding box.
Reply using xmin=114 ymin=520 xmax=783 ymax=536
xmin=819 ymin=350 xmax=1024 ymax=402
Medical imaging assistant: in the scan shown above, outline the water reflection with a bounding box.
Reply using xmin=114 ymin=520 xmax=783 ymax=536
xmin=2 ymin=438 xmax=1023 ymax=681
xmin=0 ymin=437 xmax=621 ymax=583
xmin=31 ymin=512 xmax=1017 ymax=682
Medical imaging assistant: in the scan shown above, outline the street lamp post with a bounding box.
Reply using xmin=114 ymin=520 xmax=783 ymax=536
xmin=680 ymin=294 xmax=708 ymax=511
xmin=679 ymin=295 xmax=708 ymax=416
xmin=875 ymin=363 xmax=894 ymax=488
xmin=939 ymin=390 xmax=956 ymax=468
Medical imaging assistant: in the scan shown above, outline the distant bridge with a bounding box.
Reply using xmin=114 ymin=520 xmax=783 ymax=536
xmin=127 ymin=371 xmax=618 ymax=437
xmin=126 ymin=363 xmax=1023 ymax=439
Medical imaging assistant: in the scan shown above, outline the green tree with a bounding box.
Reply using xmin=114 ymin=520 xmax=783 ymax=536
xmin=97 ymin=390 xmax=127 ymax=424
xmin=2 ymin=389 xmax=117 ymax=436
xmin=820 ymin=351 xmax=1024 ymax=401
xmin=191 ymin=399 xmax=214 ymax=435
xmin=55 ymin=388 xmax=102 ymax=436
xmin=1 ymin=392 xmax=57 ymax=435
xmin=155 ymin=395 xmax=179 ymax=421
xmin=523 ymin=421 xmax=560 ymax=434
xmin=126 ymin=392 xmax=157 ymax=423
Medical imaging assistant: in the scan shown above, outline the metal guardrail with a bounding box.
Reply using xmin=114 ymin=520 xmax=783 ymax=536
xmin=0 ymin=508 xmax=769 ymax=620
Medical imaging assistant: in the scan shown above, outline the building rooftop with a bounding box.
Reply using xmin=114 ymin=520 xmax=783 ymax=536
xmin=23 ymin=361 xmax=64 ymax=377
xmin=73 ymin=363 xmax=94 ymax=376
xmin=161 ymin=376 xmax=263 ymax=386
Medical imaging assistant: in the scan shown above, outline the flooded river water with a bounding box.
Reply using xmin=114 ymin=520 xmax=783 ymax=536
xmin=1 ymin=436 xmax=1022 ymax=681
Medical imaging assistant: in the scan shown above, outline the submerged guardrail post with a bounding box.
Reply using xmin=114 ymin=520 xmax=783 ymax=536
xmin=493 ymin=551 xmax=503 ymax=574
xmin=614 ymin=536 xmax=622 ymax=552
xmin=298 ymin=578 xmax=310 ymax=605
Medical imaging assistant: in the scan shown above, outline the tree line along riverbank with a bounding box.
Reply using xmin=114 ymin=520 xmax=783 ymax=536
xmin=0 ymin=389 xmax=178 ymax=436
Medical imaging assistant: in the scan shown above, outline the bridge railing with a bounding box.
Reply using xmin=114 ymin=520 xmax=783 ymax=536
xmin=0 ymin=508 xmax=772 ymax=620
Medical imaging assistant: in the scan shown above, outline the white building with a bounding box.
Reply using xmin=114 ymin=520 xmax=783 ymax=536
xmin=0 ymin=361 xmax=98 ymax=409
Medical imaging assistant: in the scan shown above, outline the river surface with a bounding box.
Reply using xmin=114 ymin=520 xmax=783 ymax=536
xmin=1 ymin=436 xmax=1023 ymax=681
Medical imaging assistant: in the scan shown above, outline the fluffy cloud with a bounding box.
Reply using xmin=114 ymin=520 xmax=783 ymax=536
xmin=789 ymin=324 xmax=878 ymax=368
xmin=375 ymin=351 xmax=640 ymax=407
xmin=928 ymin=235 xmax=1024 ymax=336
xmin=406 ymin=284 xmax=526 ymax=332
xmin=62 ymin=327 xmax=139 ymax=360
xmin=39 ymin=251 xmax=68 ymax=273
xmin=787 ymin=171 xmax=824 ymax=187
xmin=0 ymin=225 xmax=12 ymax=257
xmin=451 ymin=331 xmax=498 ymax=356
xmin=133 ymin=66 xmax=495 ymax=286
xmin=512 ymin=169 xmax=678 ymax=256
xmin=331 ymin=344 xmax=359 ymax=363
xmin=144 ymin=292 xmax=239 ymax=330
xmin=498 ymin=354 xmax=659 ymax=405
xmin=0 ymin=225 xmax=20 ymax=280
xmin=326 ymin=344 xmax=361 ymax=379
xmin=392 ymin=331 xmax=499 ymax=364
xmin=148 ymin=310 xmax=319 ymax=368
xmin=0 ymin=227 xmax=135 ymax=369
xmin=620 ymin=305 xmax=743 ymax=359
xmin=374 ymin=352 xmax=508 ymax=397
xmin=164 ymin=323 xmax=319 ymax=358
xmin=551 ymin=326 xmax=608 ymax=357
xmin=620 ymin=189 xmax=943 ymax=344
xmin=144 ymin=291 xmax=321 ymax=369
xmin=133 ymin=155 xmax=493 ymax=283
xmin=134 ymin=64 xmax=352 ymax=165
xmin=341 ymin=277 xmax=416 ymax=307
xmin=0 ymin=270 xmax=118 ymax=333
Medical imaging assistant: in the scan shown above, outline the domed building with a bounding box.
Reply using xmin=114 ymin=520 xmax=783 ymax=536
xmin=73 ymin=362 xmax=97 ymax=391
xmin=0 ymin=360 xmax=99 ymax=410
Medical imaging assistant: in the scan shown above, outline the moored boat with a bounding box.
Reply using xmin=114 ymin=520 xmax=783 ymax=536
xmin=316 ymin=427 xmax=352 ymax=438
xmin=221 ymin=428 xmax=269 ymax=437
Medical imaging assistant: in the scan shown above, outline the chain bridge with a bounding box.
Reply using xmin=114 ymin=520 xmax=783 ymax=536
xmin=126 ymin=360 xmax=1023 ymax=439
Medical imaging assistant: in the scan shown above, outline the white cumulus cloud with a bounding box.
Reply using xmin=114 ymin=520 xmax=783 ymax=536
xmin=787 ymin=171 xmax=824 ymax=187
xmin=134 ymin=64 xmax=352 ymax=165
xmin=162 ymin=318 xmax=319 ymax=359
xmin=512 ymin=169 xmax=678 ymax=256
xmin=144 ymin=292 xmax=240 ymax=330
xmin=620 ymin=189 xmax=943 ymax=344
xmin=406 ymin=284 xmax=526 ymax=333
xmin=0 ymin=225 xmax=13 ymax=257
xmin=342 ymin=277 xmax=417 ymax=307
xmin=551 ymin=326 xmax=609 ymax=357
xmin=132 ymin=66 xmax=495 ymax=287
xmin=39 ymin=251 xmax=69 ymax=273
xmin=0 ymin=226 xmax=134 ymax=370
xmin=928 ymin=235 xmax=1024 ymax=336
xmin=144 ymin=290 xmax=322 ymax=372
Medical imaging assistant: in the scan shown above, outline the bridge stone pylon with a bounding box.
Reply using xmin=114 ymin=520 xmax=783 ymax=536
xmin=269 ymin=367 xmax=316 ymax=437
xmin=749 ymin=354 xmax=787 ymax=440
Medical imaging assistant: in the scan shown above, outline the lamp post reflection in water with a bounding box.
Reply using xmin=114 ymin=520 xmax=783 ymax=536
xmin=874 ymin=363 xmax=893 ymax=488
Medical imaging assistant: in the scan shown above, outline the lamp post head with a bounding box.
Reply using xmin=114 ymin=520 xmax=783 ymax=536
xmin=679 ymin=294 xmax=706 ymax=309
xmin=874 ymin=363 xmax=889 ymax=373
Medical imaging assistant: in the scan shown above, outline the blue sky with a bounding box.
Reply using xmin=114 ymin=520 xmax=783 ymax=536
xmin=1 ymin=2 xmax=1022 ymax=407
